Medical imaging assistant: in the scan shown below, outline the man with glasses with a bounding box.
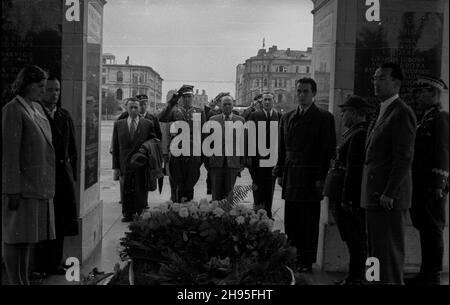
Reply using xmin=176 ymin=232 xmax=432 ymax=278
xmin=406 ymin=76 xmax=449 ymax=285
xmin=361 ymin=62 xmax=416 ymax=284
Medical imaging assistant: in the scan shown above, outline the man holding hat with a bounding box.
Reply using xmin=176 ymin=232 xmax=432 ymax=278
xmin=406 ymin=76 xmax=449 ymax=285
xmin=330 ymin=95 xmax=373 ymax=285
xmin=158 ymin=85 xmax=206 ymax=202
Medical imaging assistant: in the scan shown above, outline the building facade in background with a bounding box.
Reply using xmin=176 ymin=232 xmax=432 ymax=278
xmin=101 ymin=53 xmax=163 ymax=112
xmin=235 ymin=45 xmax=312 ymax=109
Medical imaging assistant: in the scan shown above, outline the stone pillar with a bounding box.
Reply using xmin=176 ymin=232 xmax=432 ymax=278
xmin=62 ymin=0 xmax=106 ymax=263
xmin=311 ymin=0 xmax=449 ymax=273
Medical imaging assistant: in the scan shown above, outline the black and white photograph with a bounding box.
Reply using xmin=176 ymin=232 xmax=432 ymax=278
xmin=1 ymin=0 xmax=449 ymax=294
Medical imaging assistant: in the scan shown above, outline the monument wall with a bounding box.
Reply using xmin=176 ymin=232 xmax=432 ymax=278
xmin=311 ymin=0 xmax=449 ymax=273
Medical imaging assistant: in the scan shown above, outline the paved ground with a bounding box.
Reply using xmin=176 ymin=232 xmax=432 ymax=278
xmin=2 ymin=120 xmax=448 ymax=285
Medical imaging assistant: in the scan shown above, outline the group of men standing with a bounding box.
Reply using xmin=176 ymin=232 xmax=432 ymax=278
xmin=111 ymin=61 xmax=448 ymax=285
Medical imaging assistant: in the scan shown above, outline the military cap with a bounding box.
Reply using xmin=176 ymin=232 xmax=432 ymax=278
xmin=339 ymin=95 xmax=374 ymax=113
xmin=414 ymin=75 xmax=448 ymax=91
xmin=253 ymin=94 xmax=263 ymax=101
xmin=214 ymin=92 xmax=231 ymax=102
xmin=136 ymin=94 xmax=149 ymax=101
xmin=178 ymin=84 xmax=194 ymax=96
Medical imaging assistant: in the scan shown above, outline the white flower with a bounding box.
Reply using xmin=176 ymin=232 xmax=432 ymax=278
xmin=249 ymin=218 xmax=258 ymax=225
xmin=210 ymin=201 xmax=219 ymax=210
xmin=257 ymin=209 xmax=267 ymax=218
xmin=159 ymin=202 xmax=169 ymax=213
xmin=171 ymin=202 xmax=181 ymax=212
xmin=229 ymin=209 xmax=238 ymax=216
xmin=188 ymin=204 xmax=198 ymax=214
xmin=212 ymin=207 xmax=225 ymax=218
xmin=199 ymin=198 xmax=209 ymax=206
xmin=235 ymin=215 xmax=245 ymax=224
xmin=151 ymin=207 xmax=162 ymax=214
xmin=261 ymin=219 xmax=274 ymax=229
xmin=179 ymin=207 xmax=189 ymax=218
xmin=199 ymin=204 xmax=210 ymax=213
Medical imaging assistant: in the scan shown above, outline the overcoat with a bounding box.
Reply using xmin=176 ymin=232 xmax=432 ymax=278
xmin=274 ymin=103 xmax=336 ymax=202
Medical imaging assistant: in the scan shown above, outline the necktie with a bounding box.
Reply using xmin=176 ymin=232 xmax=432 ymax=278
xmin=130 ymin=119 xmax=136 ymax=138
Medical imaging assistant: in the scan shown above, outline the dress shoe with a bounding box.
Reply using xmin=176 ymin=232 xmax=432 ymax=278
xmin=121 ymin=216 xmax=133 ymax=223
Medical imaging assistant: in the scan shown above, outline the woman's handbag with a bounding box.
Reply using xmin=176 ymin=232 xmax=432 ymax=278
xmin=323 ymin=160 xmax=346 ymax=201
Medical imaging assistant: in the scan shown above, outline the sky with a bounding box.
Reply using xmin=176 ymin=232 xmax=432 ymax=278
xmin=103 ymin=0 xmax=314 ymax=103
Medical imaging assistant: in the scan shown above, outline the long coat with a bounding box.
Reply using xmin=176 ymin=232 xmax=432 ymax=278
xmin=412 ymin=105 xmax=449 ymax=200
xmin=112 ymin=118 xmax=156 ymax=192
xmin=207 ymin=113 xmax=246 ymax=169
xmin=274 ymin=103 xmax=336 ymax=202
xmin=337 ymin=122 xmax=368 ymax=208
xmin=39 ymin=105 xmax=79 ymax=236
xmin=117 ymin=111 xmax=162 ymax=141
xmin=2 ymin=97 xmax=55 ymax=199
xmin=361 ymin=98 xmax=416 ymax=210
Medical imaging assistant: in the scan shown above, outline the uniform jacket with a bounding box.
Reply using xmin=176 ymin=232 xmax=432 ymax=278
xmin=207 ymin=113 xmax=246 ymax=169
xmin=412 ymin=105 xmax=449 ymax=197
xmin=112 ymin=118 xmax=156 ymax=193
xmin=247 ymin=109 xmax=281 ymax=168
xmin=158 ymin=104 xmax=206 ymax=157
xmin=361 ymin=98 xmax=416 ymax=210
xmin=117 ymin=111 xmax=162 ymax=141
xmin=336 ymin=121 xmax=368 ymax=208
xmin=39 ymin=104 xmax=79 ymax=236
xmin=2 ymin=96 xmax=55 ymax=199
xmin=274 ymin=103 xmax=336 ymax=202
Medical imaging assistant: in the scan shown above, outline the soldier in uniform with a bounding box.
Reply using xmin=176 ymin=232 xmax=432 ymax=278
xmin=406 ymin=76 xmax=449 ymax=285
xmin=158 ymin=85 xmax=206 ymax=202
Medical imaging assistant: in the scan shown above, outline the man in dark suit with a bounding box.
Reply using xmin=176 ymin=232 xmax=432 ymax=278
xmin=158 ymin=85 xmax=205 ymax=202
xmin=34 ymin=76 xmax=79 ymax=275
xmin=361 ymin=62 xmax=416 ymax=284
xmin=207 ymin=95 xmax=245 ymax=201
xmin=112 ymin=98 xmax=156 ymax=222
xmin=330 ymin=95 xmax=373 ymax=285
xmin=406 ymin=76 xmax=449 ymax=285
xmin=274 ymin=78 xmax=336 ymax=272
xmin=247 ymin=91 xmax=280 ymax=218
xmin=116 ymin=94 xmax=162 ymax=141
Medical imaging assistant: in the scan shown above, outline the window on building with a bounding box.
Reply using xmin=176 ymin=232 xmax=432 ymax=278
xmin=276 ymin=66 xmax=287 ymax=73
xmin=278 ymin=93 xmax=283 ymax=103
xmin=117 ymin=71 xmax=123 ymax=82
xmin=132 ymin=73 xmax=138 ymax=84
xmin=139 ymin=74 xmax=144 ymax=83
xmin=116 ymin=88 xmax=123 ymax=100
xmin=263 ymin=79 xmax=268 ymax=87
xmin=102 ymin=76 xmax=106 ymax=84
xmin=306 ymin=66 xmax=310 ymax=73
xmin=295 ymin=66 xmax=299 ymax=73
xmin=102 ymin=68 xmax=106 ymax=73
xmin=102 ymin=89 xmax=107 ymax=98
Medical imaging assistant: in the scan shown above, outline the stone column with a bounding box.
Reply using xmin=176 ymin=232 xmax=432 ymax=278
xmin=61 ymin=0 xmax=106 ymax=264
xmin=311 ymin=0 xmax=449 ymax=273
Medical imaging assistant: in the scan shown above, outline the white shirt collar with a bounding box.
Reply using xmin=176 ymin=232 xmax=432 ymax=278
xmin=377 ymin=94 xmax=399 ymax=120
xmin=127 ymin=115 xmax=140 ymax=128
xmin=264 ymin=109 xmax=273 ymax=117
xmin=298 ymin=103 xmax=312 ymax=114
xmin=223 ymin=113 xmax=233 ymax=120
xmin=43 ymin=105 xmax=57 ymax=119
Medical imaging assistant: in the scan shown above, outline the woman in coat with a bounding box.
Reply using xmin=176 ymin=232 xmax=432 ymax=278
xmin=2 ymin=65 xmax=56 ymax=285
